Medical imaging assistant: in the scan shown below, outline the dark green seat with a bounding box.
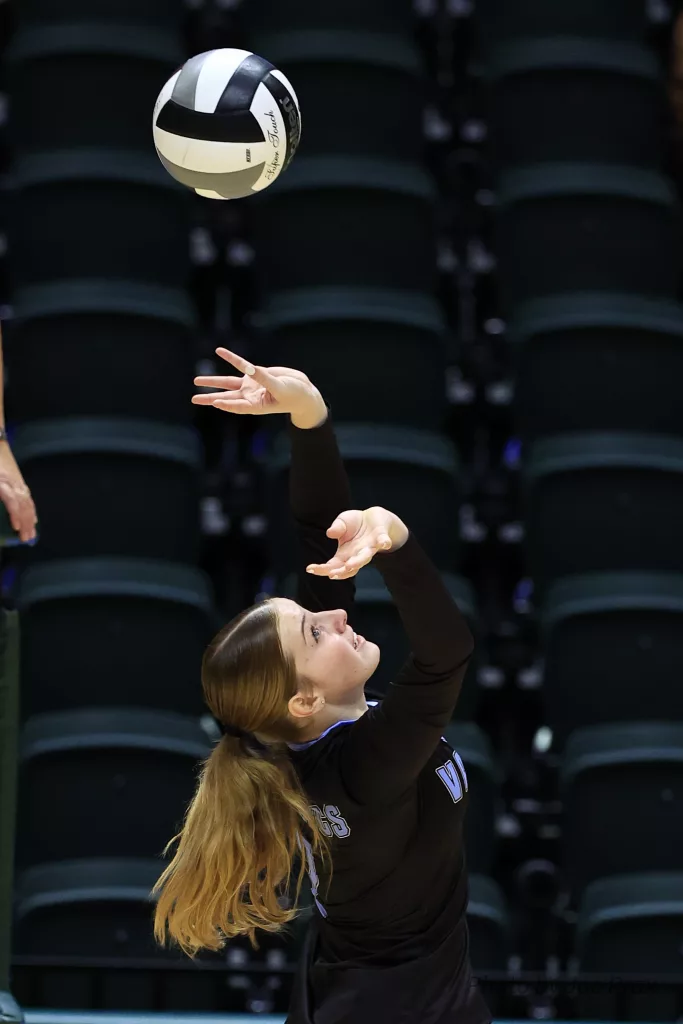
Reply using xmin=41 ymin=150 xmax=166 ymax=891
xmin=249 ymin=31 xmax=424 ymax=162
xmin=7 ymin=25 xmax=181 ymax=151
xmin=8 ymin=150 xmax=189 ymax=287
xmin=495 ymin=165 xmax=681 ymax=309
xmin=267 ymin=423 xmax=460 ymax=573
xmin=13 ymin=418 xmax=202 ymax=561
xmin=290 ymin=564 xmax=478 ymax=719
xmin=18 ymin=0 xmax=184 ymax=27
xmin=542 ymin=573 xmax=683 ymax=744
xmin=246 ymin=1 xmax=415 ymax=35
xmin=16 ymin=558 xmax=216 ymax=719
xmin=9 ymin=280 xmax=195 ymax=424
xmin=485 ymin=39 xmax=663 ymax=170
xmin=467 ymin=873 xmax=510 ymax=970
xmin=467 ymin=874 xmax=510 ymax=1016
xmin=252 ymin=157 xmax=436 ymax=293
xmin=475 ymin=0 xmax=648 ymax=47
xmin=574 ymin=873 xmax=683 ymax=1021
xmin=256 ymin=287 xmax=447 ymax=429
xmin=16 ymin=708 xmax=212 ymax=867
xmin=524 ymin=432 xmax=683 ymax=593
xmin=442 ymin=724 xmax=500 ymax=875
xmin=11 ymin=858 xmax=236 ymax=1011
xmin=561 ymin=723 xmax=683 ymax=897
xmin=510 ymin=293 xmax=683 ymax=439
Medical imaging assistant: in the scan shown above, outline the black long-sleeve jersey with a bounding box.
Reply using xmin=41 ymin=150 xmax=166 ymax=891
xmin=283 ymin=414 xmax=491 ymax=1024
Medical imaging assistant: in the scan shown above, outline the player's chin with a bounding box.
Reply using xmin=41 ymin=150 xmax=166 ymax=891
xmin=361 ymin=639 xmax=380 ymax=668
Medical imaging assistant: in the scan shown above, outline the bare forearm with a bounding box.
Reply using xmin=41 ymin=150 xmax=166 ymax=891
xmin=289 ymin=392 xmax=327 ymax=430
xmin=0 ymin=324 xmax=6 ymax=429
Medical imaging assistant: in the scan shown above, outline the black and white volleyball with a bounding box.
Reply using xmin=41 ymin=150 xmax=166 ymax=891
xmin=153 ymin=49 xmax=301 ymax=200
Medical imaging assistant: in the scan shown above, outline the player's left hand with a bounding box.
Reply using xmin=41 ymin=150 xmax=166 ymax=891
xmin=306 ymin=507 xmax=409 ymax=580
xmin=192 ymin=347 xmax=326 ymax=427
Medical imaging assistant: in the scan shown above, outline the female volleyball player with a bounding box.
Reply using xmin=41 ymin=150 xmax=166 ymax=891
xmin=152 ymin=348 xmax=491 ymax=1024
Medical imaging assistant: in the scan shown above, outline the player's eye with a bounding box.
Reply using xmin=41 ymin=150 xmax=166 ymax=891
xmin=310 ymin=625 xmax=321 ymax=644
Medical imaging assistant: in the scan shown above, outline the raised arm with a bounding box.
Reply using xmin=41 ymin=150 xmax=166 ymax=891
xmin=192 ymin=348 xmax=356 ymax=613
xmin=342 ymin=533 xmax=473 ymax=803
xmin=289 ymin=414 xmax=356 ymax=615
xmin=307 ymin=508 xmax=474 ymax=805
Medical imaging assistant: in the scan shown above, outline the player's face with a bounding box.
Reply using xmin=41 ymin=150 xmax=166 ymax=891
xmin=272 ymin=598 xmax=380 ymax=701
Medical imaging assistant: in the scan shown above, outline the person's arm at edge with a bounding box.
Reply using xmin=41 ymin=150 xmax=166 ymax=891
xmin=0 ymin=324 xmax=37 ymax=542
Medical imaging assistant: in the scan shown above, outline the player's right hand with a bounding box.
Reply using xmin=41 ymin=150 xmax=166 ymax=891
xmin=306 ymin=507 xmax=410 ymax=580
xmin=192 ymin=347 xmax=327 ymax=428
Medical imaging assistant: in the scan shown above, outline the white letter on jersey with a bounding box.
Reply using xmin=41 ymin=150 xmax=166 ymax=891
xmin=311 ymin=805 xmax=332 ymax=837
xmin=436 ymin=754 xmax=469 ymax=804
xmin=323 ymin=805 xmax=351 ymax=838
xmin=311 ymin=804 xmax=351 ymax=839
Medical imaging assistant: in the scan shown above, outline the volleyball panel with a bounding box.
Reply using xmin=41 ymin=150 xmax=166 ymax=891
xmin=249 ymin=81 xmax=291 ymax=191
xmin=191 ymin=48 xmax=255 ymax=114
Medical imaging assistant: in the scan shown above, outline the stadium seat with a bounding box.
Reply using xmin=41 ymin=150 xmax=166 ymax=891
xmin=249 ymin=31 xmax=424 ymax=162
xmin=256 ymin=287 xmax=448 ymax=429
xmin=18 ymin=0 xmax=185 ymax=31
xmin=541 ymin=573 xmax=683 ymax=744
xmin=13 ymin=858 xmax=174 ymax=959
xmin=467 ymin=873 xmax=510 ymax=970
xmin=510 ymin=293 xmax=683 ymax=439
xmin=8 ymin=280 xmax=195 ymax=424
xmin=495 ymin=165 xmax=681 ymax=309
xmin=442 ymin=723 xmax=500 ymax=875
xmin=12 ymin=858 xmax=216 ymax=1011
xmin=485 ymin=39 xmax=663 ymax=170
xmin=574 ymin=873 xmax=683 ymax=1021
xmin=13 ymin=418 xmax=202 ymax=561
xmin=246 ymin=0 xmax=415 ymax=34
xmin=475 ymin=0 xmax=648 ymax=47
xmin=251 ymin=157 xmax=437 ymax=293
xmin=15 ymin=708 xmax=213 ymax=867
xmin=12 ymin=857 xmax=305 ymax=1012
xmin=16 ymin=558 xmax=216 ymax=719
xmin=267 ymin=423 xmax=461 ymax=574
xmin=524 ymin=432 xmax=683 ymax=593
xmin=561 ymin=723 xmax=683 ymax=897
xmin=9 ymin=150 xmax=190 ymax=287
xmin=6 ymin=24 xmax=182 ymax=150
xmin=467 ymin=874 xmax=510 ymax=1017
xmin=295 ymin=565 xmax=478 ymax=719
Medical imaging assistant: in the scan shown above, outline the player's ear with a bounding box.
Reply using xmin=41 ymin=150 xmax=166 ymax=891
xmin=288 ymin=690 xmax=325 ymax=721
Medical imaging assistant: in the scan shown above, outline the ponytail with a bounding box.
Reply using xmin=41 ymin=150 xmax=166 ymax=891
xmin=152 ymin=601 xmax=332 ymax=957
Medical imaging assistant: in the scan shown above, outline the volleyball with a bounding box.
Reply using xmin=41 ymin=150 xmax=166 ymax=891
xmin=152 ymin=48 xmax=301 ymax=200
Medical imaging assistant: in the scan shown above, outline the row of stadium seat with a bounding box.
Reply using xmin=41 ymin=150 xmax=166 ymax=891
xmin=6 ymin=2 xmax=212 ymax=1011
xmin=239 ymin=11 xmax=453 ymax=426
xmin=12 ymin=154 xmax=683 ymax=320
xmin=13 ymin=700 xmax=683 ymax=898
xmin=474 ymin=0 xmax=650 ymax=46
xmin=12 ymin=858 xmax=683 ymax=1013
xmin=481 ymin=10 xmax=683 ymax=995
xmin=13 ymin=412 xmax=683 ymax=726
xmin=5 ymin=20 xmax=196 ymax=433
xmin=481 ymin=38 xmax=665 ymax=170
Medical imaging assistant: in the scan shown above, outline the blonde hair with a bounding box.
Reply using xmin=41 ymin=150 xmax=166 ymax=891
xmin=151 ymin=600 xmax=331 ymax=957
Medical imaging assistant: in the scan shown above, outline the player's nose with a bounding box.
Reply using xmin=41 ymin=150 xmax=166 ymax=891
xmin=325 ymin=609 xmax=347 ymax=633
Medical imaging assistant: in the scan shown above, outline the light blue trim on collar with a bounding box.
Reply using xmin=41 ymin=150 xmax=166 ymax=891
xmin=287 ymin=700 xmax=379 ymax=751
